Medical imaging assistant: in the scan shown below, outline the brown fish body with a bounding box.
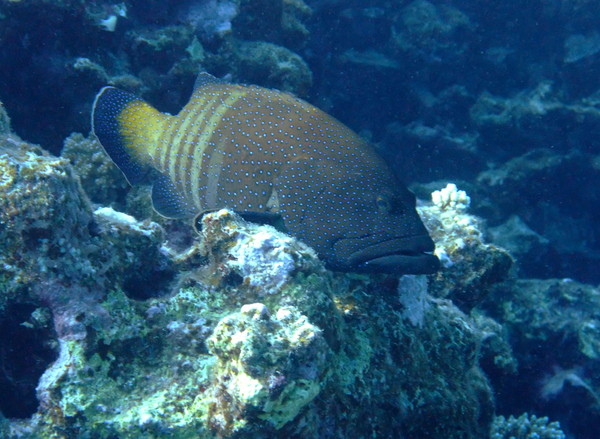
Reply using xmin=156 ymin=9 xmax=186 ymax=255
xmin=92 ymin=74 xmax=439 ymax=273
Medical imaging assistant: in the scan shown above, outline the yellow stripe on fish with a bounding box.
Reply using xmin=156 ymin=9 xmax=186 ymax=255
xmin=92 ymin=73 xmax=440 ymax=274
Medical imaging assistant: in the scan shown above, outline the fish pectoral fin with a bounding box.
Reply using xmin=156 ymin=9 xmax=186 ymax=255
xmin=238 ymin=211 xmax=287 ymax=232
xmin=151 ymin=173 xmax=196 ymax=219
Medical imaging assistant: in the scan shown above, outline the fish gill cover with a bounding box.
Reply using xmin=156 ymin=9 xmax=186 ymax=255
xmin=0 ymin=0 xmax=599 ymax=438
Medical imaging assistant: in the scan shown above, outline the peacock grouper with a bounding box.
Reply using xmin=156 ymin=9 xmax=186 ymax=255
xmin=92 ymin=73 xmax=439 ymax=274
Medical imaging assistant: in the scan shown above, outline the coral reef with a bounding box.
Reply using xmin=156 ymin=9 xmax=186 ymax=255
xmin=206 ymin=304 xmax=327 ymax=434
xmin=0 ymin=135 xmax=96 ymax=299
xmin=2 ymin=0 xmax=600 ymax=289
xmin=490 ymin=413 xmax=566 ymax=439
xmin=0 ymin=128 xmax=498 ymax=437
xmin=483 ymin=278 xmax=600 ymax=365
xmin=477 ymin=147 xmax=600 ymax=281
xmin=179 ymin=0 xmax=239 ymax=40
xmin=2 ymin=0 xmax=600 ymax=436
xmin=392 ymin=0 xmax=473 ymax=61
xmin=198 ymin=209 xmax=322 ymax=297
xmin=61 ymin=132 xmax=129 ymax=206
xmin=0 ymin=131 xmax=171 ymax=420
xmin=486 ymin=215 xmax=555 ymax=279
xmin=479 ymin=278 xmax=600 ymax=438
xmin=232 ymin=0 xmax=312 ymax=50
xmin=419 ymin=184 xmax=513 ymax=308
xmin=382 ymin=116 xmax=483 ymax=183
xmin=234 ymin=40 xmax=313 ymax=94
xmin=470 ymin=81 xmax=600 ymax=157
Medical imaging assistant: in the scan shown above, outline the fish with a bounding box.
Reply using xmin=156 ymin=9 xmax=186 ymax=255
xmin=92 ymin=73 xmax=439 ymax=274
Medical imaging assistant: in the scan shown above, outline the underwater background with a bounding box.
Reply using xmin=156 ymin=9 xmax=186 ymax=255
xmin=1 ymin=0 xmax=599 ymax=438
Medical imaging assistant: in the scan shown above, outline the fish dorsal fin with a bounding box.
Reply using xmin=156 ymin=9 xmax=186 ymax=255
xmin=194 ymin=72 xmax=225 ymax=91
xmin=151 ymin=173 xmax=196 ymax=219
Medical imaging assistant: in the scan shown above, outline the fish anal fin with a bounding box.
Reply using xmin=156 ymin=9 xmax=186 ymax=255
xmin=151 ymin=173 xmax=196 ymax=219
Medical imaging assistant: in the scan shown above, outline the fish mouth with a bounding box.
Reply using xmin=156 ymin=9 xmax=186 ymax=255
xmin=341 ymin=235 xmax=440 ymax=274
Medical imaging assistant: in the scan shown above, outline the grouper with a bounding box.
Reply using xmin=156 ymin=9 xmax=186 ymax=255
xmin=91 ymin=73 xmax=439 ymax=274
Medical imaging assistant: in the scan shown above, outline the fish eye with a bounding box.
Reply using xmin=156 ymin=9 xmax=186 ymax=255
xmin=376 ymin=194 xmax=392 ymax=213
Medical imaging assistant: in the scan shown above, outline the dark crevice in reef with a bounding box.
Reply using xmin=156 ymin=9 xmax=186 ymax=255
xmin=0 ymin=303 xmax=57 ymax=419
xmin=122 ymin=264 xmax=177 ymax=300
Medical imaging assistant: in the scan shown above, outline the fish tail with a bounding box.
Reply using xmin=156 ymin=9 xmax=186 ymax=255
xmin=92 ymin=86 xmax=166 ymax=184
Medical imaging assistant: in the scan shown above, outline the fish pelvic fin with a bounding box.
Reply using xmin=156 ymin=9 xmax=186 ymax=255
xmin=151 ymin=172 xmax=198 ymax=219
xmin=92 ymin=86 xmax=167 ymax=185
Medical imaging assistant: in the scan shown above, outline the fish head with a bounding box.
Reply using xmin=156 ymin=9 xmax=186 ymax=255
xmin=286 ymin=160 xmax=440 ymax=275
